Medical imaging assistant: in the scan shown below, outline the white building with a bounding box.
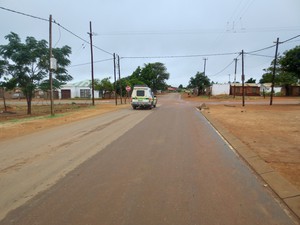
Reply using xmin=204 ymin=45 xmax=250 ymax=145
xmin=260 ymin=83 xmax=282 ymax=95
xmin=59 ymin=80 xmax=100 ymax=99
xmin=211 ymin=84 xmax=230 ymax=96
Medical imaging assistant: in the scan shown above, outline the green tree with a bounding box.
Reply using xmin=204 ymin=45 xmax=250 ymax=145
xmin=260 ymin=67 xmax=274 ymax=84
xmin=125 ymin=63 xmax=169 ymax=92
xmin=94 ymin=77 xmax=113 ymax=99
xmin=261 ymin=45 xmax=300 ymax=85
xmin=0 ymin=32 xmax=72 ymax=114
xmin=39 ymin=46 xmax=73 ymax=91
xmin=140 ymin=62 xmax=169 ymax=92
xmin=0 ymin=59 xmax=9 ymax=111
xmin=260 ymin=46 xmax=300 ymax=95
xmin=245 ymin=78 xmax=256 ymax=83
xmin=131 ymin=66 xmax=142 ymax=80
xmin=279 ymin=45 xmax=300 ymax=80
xmin=188 ymin=72 xmax=210 ymax=96
xmin=0 ymin=59 xmax=8 ymax=77
xmin=127 ymin=70 xmax=146 ymax=87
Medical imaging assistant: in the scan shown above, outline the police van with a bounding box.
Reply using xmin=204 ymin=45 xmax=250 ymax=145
xmin=130 ymin=85 xmax=157 ymax=109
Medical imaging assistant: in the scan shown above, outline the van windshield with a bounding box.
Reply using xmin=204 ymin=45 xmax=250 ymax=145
xmin=136 ymin=90 xmax=145 ymax=96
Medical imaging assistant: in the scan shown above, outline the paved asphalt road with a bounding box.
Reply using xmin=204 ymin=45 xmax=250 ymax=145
xmin=0 ymin=93 xmax=297 ymax=225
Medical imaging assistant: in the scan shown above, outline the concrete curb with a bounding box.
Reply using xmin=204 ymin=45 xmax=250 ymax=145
xmin=200 ymin=110 xmax=300 ymax=221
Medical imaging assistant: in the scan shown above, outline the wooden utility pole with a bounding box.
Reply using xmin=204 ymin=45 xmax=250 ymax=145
xmin=241 ymin=50 xmax=245 ymax=107
xmin=203 ymin=58 xmax=208 ymax=76
xmin=233 ymin=58 xmax=238 ymax=98
xmin=117 ymin=55 xmax=123 ymax=104
xmin=270 ymin=38 xmax=280 ymax=106
xmin=49 ymin=14 xmax=54 ymax=116
xmin=113 ymin=53 xmax=117 ymax=105
xmin=88 ymin=21 xmax=95 ymax=106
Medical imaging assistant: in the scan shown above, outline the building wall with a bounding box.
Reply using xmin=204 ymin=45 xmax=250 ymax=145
xmin=291 ymin=86 xmax=300 ymax=96
xmin=211 ymin=84 xmax=230 ymax=96
xmin=230 ymin=86 xmax=260 ymax=96
xmin=59 ymin=85 xmax=99 ymax=99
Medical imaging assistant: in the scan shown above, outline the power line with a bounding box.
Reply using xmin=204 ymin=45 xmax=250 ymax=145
xmin=210 ymin=52 xmax=242 ymax=77
xmin=69 ymin=58 xmax=113 ymax=67
xmin=96 ymin=26 xmax=300 ymax=36
xmin=0 ymin=6 xmax=48 ymax=22
xmin=210 ymin=59 xmax=236 ymax=77
xmin=1 ymin=5 xmax=300 ymax=80
xmin=246 ymin=44 xmax=277 ymax=54
xmin=246 ymin=34 xmax=300 ymax=54
xmin=244 ymin=53 xmax=274 ymax=58
xmin=51 ymin=21 xmax=113 ymax=55
xmin=0 ymin=6 xmax=113 ymax=56
xmin=122 ymin=52 xmax=239 ymax=59
xmin=53 ymin=21 xmax=113 ymax=55
xmin=281 ymin=34 xmax=300 ymax=44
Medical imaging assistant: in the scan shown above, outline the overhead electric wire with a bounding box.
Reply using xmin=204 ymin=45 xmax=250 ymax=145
xmin=70 ymin=58 xmax=113 ymax=67
xmin=210 ymin=59 xmax=236 ymax=77
xmin=245 ymin=53 xmax=274 ymax=58
xmin=0 ymin=6 xmax=48 ymax=22
xmin=246 ymin=44 xmax=277 ymax=54
xmin=246 ymin=34 xmax=300 ymax=55
xmin=281 ymin=34 xmax=300 ymax=44
xmin=53 ymin=21 xmax=113 ymax=56
xmin=53 ymin=24 xmax=61 ymax=48
xmin=122 ymin=52 xmax=239 ymax=60
xmin=0 ymin=6 xmax=113 ymax=56
xmin=209 ymin=52 xmax=242 ymax=77
xmin=1 ymin=5 xmax=300 ymax=81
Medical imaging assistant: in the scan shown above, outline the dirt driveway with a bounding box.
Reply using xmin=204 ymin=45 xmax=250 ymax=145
xmin=1 ymin=96 xmax=300 ymax=191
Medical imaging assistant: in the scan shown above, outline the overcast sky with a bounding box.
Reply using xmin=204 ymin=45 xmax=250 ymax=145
xmin=1 ymin=0 xmax=300 ymax=87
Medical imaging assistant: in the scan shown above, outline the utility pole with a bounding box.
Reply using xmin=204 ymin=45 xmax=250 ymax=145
xmin=203 ymin=58 xmax=208 ymax=76
xmin=113 ymin=53 xmax=117 ymax=105
xmin=117 ymin=55 xmax=123 ymax=104
xmin=88 ymin=21 xmax=95 ymax=106
xmin=270 ymin=38 xmax=280 ymax=106
xmin=241 ymin=50 xmax=245 ymax=107
xmin=233 ymin=58 xmax=238 ymax=98
xmin=49 ymin=14 xmax=54 ymax=116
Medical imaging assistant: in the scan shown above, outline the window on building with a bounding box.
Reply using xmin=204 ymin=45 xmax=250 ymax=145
xmin=80 ymin=89 xmax=91 ymax=98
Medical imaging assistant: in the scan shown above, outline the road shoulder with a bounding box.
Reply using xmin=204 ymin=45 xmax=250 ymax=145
xmin=200 ymin=109 xmax=300 ymax=220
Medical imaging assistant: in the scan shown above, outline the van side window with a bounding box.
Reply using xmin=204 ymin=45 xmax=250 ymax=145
xmin=137 ymin=90 xmax=145 ymax=96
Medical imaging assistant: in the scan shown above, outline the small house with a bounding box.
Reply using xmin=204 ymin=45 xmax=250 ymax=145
xmin=230 ymin=83 xmax=260 ymax=96
xmin=59 ymin=80 xmax=99 ymax=99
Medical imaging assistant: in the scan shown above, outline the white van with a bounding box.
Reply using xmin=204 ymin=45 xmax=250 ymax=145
xmin=130 ymin=85 xmax=157 ymax=109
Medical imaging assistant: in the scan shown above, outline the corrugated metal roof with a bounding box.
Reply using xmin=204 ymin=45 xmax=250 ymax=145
xmin=231 ymin=83 xmax=259 ymax=87
xmin=71 ymin=80 xmax=91 ymax=87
